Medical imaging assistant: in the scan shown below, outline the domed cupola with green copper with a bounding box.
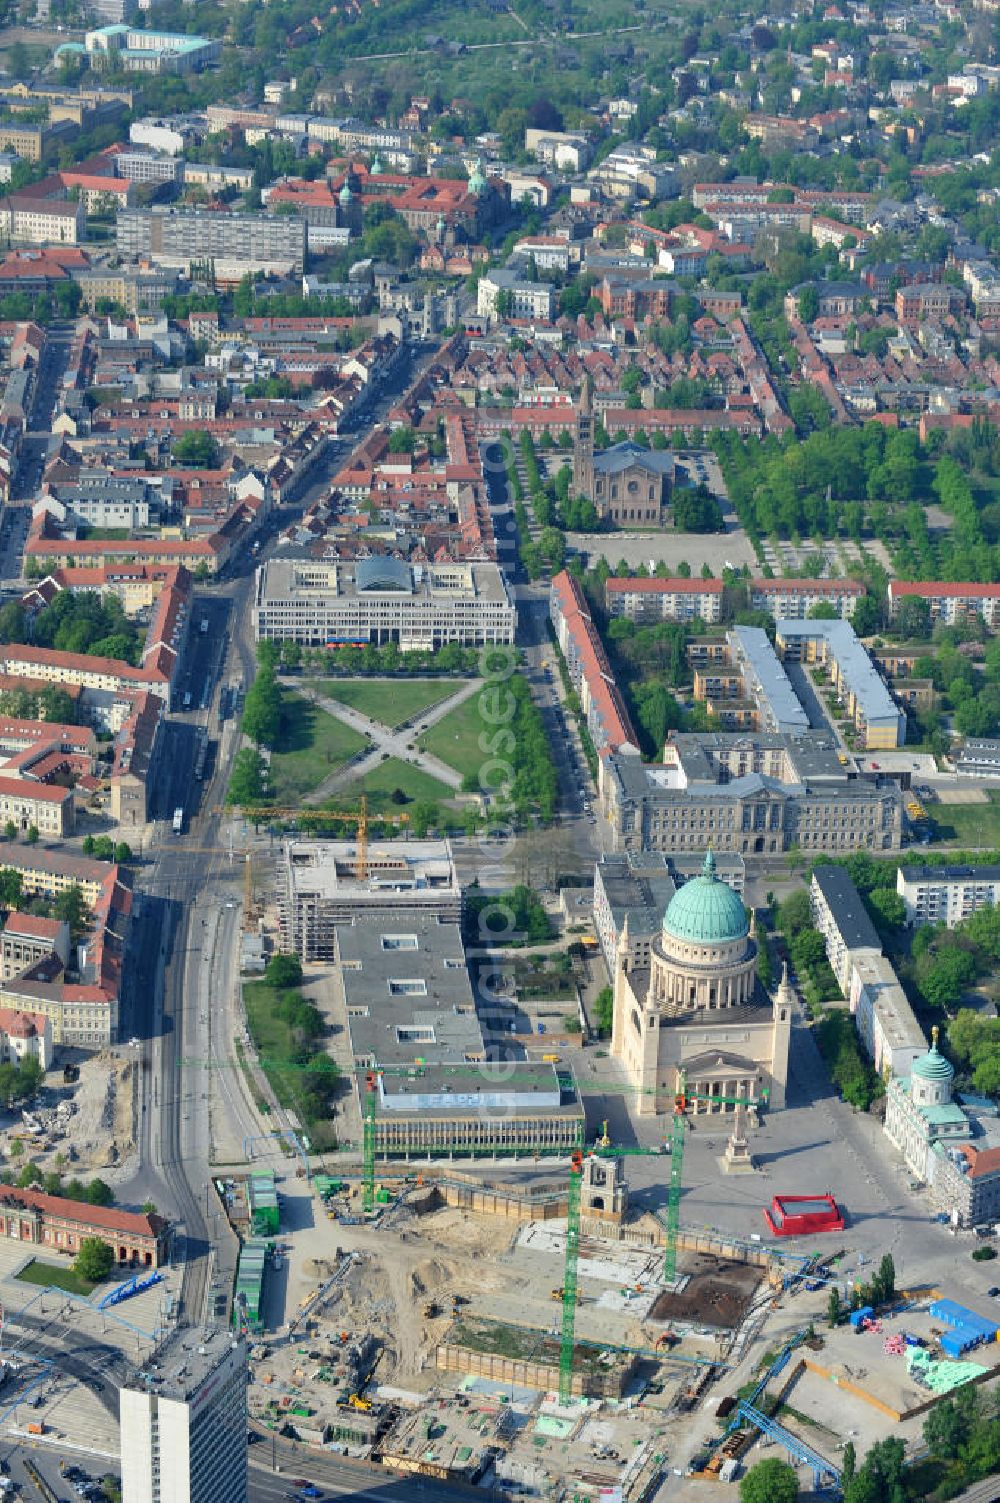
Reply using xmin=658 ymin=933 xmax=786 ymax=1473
xmin=911 ymin=1025 xmax=954 ymax=1107
xmin=662 ymin=850 xmax=749 ymax=946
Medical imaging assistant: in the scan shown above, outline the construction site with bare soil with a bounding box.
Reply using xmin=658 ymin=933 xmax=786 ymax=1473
xmin=241 ymin=1157 xmax=794 ymax=1500
xmin=0 ymin=1051 xmax=138 ymax=1181
xmin=238 ymin=1161 xmax=1000 ymax=1501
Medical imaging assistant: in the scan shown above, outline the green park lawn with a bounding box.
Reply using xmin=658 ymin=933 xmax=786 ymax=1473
xmin=267 ymin=692 xmax=368 ymax=803
xmin=931 ymin=795 xmax=1000 ymax=849
xmin=417 ymin=696 xmax=485 ymax=780
xmin=16 ymin=1258 xmax=98 ymax=1296
xmin=315 ymin=678 xmax=463 ymax=728
xmin=336 ymin=756 xmax=454 ymax=812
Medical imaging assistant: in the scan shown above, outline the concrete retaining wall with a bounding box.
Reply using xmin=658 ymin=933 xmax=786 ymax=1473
xmin=434 ymin=1341 xmax=635 ymax=1399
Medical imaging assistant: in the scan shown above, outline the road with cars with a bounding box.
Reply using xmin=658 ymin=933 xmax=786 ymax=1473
xmin=0 ymin=1444 xmax=118 ymax=1503
xmin=248 ymin=1445 xmax=481 ymax=1503
xmin=0 ymin=325 xmax=76 ymax=587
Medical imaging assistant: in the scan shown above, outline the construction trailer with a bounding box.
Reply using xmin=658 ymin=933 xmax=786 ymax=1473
xmin=929 ymin=1298 xmax=1000 ymax=1357
xmin=247 ymin=1170 xmax=279 ymax=1237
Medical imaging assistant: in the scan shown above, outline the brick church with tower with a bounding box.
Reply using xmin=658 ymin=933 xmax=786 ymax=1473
xmin=573 ymin=376 xmax=674 ymax=526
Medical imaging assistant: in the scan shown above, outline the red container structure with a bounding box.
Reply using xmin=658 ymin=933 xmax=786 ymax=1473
xmin=764 ymin=1194 xmax=844 ymax=1237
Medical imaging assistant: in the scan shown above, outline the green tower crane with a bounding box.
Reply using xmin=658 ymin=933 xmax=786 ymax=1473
xmin=662 ymin=1073 xmax=769 ymax=1283
xmin=362 ymin=1070 xmax=378 ymax=1214
xmin=558 ymin=1149 xmax=584 ymax=1404
xmin=662 ymin=1088 xmax=690 ymax=1283
xmin=584 ymin=1076 xmax=771 ymax=1284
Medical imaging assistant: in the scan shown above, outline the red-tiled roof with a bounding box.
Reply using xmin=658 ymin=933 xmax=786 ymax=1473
xmin=0 ymin=644 xmax=170 ymax=687
xmin=3 ymin=911 xmax=65 ymax=941
xmin=0 ymin=1007 xmax=45 ymax=1038
xmin=606 ymin=577 xmax=724 ymax=595
xmin=959 ymin=1144 xmax=1000 ymax=1179
xmin=0 ymin=776 xmax=70 ymax=805
xmin=752 ymin=577 xmax=864 ymax=594
xmin=890 ymin=581 xmax=1000 ymax=600
xmin=0 ymin=1183 xmax=165 ymax=1236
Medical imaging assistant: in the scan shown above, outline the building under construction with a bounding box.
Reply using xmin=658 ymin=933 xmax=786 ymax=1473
xmin=279 ymin=838 xmax=462 ymax=960
xmin=341 ymin=915 xmax=585 ymax=1157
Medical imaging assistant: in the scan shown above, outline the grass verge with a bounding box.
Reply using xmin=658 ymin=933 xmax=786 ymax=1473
xmin=417 ymin=696 xmax=486 ymax=779
xmin=931 ymin=794 xmax=1000 ymax=848
xmin=16 ymin=1258 xmax=97 ymax=1296
xmin=334 ymin=756 xmax=454 ymax=810
xmin=243 ymin=981 xmax=339 ymax=1151
xmin=314 ymin=678 xmax=464 ymax=728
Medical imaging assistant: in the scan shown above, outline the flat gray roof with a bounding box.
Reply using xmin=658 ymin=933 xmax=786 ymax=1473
xmin=339 ymin=916 xmax=484 ymax=1067
xmin=900 ymin=865 xmax=1000 ymax=884
xmin=259 ymin=556 xmax=512 ymax=604
xmin=776 ymin=619 xmax=903 ymax=731
xmin=729 ymin=626 xmax=810 ymax=736
xmin=595 ymin=853 xmax=675 ymax=938
xmin=130 ymin=1328 xmax=245 ymax=1405
xmin=283 ymin=838 xmax=459 ymax=902
xmin=377 ymin=1060 xmax=582 ymax=1118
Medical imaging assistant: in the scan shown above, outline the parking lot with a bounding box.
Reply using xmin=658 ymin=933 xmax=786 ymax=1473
xmin=3 ymin=1446 xmax=121 ymax=1502
xmin=567 ymin=526 xmax=757 ymax=576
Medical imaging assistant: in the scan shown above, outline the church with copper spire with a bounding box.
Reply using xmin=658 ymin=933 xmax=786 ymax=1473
xmin=611 ymin=851 xmax=792 ymax=1118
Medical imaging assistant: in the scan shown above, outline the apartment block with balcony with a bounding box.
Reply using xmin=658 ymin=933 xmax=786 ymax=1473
xmin=896 ymin=864 xmax=1000 ymax=928
xmin=604 ymin=576 xmax=723 ymax=624
xmin=748 ymin=577 xmax=864 ymax=621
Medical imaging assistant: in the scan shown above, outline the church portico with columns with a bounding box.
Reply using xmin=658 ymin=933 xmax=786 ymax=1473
xmin=611 ymin=851 xmax=791 ymax=1118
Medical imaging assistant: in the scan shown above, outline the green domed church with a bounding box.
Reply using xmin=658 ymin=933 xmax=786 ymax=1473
xmin=611 ymin=851 xmax=791 ymax=1119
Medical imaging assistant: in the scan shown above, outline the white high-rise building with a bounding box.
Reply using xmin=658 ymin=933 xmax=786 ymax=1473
xmin=120 ymin=1331 xmax=247 ymax=1503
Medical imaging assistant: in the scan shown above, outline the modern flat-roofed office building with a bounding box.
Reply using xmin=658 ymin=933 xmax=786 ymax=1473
xmin=255 ymin=555 xmax=515 ymax=649
xmin=338 ymin=916 xmax=584 ymax=1156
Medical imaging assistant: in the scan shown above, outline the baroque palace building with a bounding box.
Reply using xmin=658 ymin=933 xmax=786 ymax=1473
xmin=611 ymin=851 xmax=791 ymax=1118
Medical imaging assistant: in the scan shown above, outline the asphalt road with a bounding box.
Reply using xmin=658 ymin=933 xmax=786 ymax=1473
xmin=0 ymin=1440 xmax=118 ymax=1502
xmin=0 ymin=324 xmax=75 ymax=586
xmin=249 ymin=1441 xmax=481 ymax=1503
xmin=119 ymin=571 xmax=259 ymax=1329
xmin=478 ymin=441 xmax=602 ymax=877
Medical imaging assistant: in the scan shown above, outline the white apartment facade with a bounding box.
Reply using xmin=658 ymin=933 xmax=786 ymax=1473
xmin=811 ymin=866 xmax=926 ymax=1079
xmin=896 ymin=864 xmax=1000 ymax=928
xmin=887 ymin=580 xmax=1000 ymax=631
xmin=848 ymin=951 xmax=926 ymax=1079
xmin=810 ymin=866 xmax=882 ymax=994
xmin=749 ymin=577 xmax=864 ymax=621
xmin=604 ymin=576 xmax=724 ymax=624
